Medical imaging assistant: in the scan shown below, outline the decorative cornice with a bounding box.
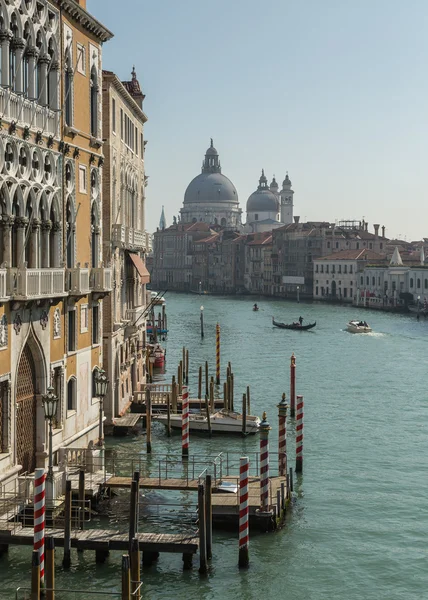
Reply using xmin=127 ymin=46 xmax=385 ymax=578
xmin=58 ymin=1 xmax=114 ymax=43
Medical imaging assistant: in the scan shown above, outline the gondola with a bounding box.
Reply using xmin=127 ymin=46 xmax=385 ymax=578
xmin=272 ymin=317 xmax=316 ymax=330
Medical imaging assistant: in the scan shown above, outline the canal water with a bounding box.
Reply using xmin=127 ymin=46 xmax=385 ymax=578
xmin=1 ymin=293 xmax=427 ymax=599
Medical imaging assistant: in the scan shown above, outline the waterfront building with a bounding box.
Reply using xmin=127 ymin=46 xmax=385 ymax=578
xmin=245 ymin=233 xmax=273 ymax=294
xmin=313 ymin=249 xmax=385 ymax=302
xmin=101 ymin=68 xmax=149 ymax=424
xmin=179 ymin=140 xmax=242 ymax=229
xmin=0 ymin=0 xmax=113 ymax=492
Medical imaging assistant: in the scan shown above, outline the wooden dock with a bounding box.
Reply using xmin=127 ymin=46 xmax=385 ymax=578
xmin=0 ymin=525 xmax=198 ymax=556
xmin=105 ymin=476 xmax=201 ymax=491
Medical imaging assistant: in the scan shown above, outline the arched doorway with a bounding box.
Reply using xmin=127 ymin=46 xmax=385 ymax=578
xmin=16 ymin=345 xmax=37 ymax=473
xmin=331 ymin=280 xmax=337 ymax=298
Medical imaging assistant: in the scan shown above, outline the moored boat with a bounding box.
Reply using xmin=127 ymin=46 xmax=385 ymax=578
xmin=346 ymin=320 xmax=372 ymax=333
xmin=154 ymin=409 xmax=261 ymax=434
xmin=272 ymin=317 xmax=316 ymax=330
xmin=147 ymin=343 xmax=166 ymax=367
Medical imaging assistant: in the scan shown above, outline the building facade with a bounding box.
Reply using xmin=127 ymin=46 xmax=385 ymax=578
xmin=0 ymin=0 xmax=112 ymax=492
xmin=101 ymin=68 xmax=149 ymax=425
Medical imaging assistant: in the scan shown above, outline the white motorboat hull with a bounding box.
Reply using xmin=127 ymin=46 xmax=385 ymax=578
xmin=154 ymin=411 xmax=260 ymax=434
xmin=347 ymin=321 xmax=372 ymax=333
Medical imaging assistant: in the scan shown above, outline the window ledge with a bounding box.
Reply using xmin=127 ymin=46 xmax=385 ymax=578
xmin=89 ymin=137 xmax=103 ymax=149
xmin=64 ymin=125 xmax=79 ymax=139
xmin=66 ymin=410 xmax=76 ymax=419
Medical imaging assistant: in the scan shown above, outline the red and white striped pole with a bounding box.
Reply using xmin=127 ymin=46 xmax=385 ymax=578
xmin=238 ymin=456 xmax=249 ymax=568
xmin=181 ymin=385 xmax=189 ymax=459
xmin=34 ymin=468 xmax=46 ymax=588
xmin=259 ymin=412 xmax=271 ymax=511
xmin=296 ymin=395 xmax=304 ymax=473
xmin=290 ymin=353 xmax=296 ymax=417
xmin=277 ymin=393 xmax=288 ymax=476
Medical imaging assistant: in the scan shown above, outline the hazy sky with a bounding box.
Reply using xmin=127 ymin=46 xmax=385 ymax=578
xmin=88 ymin=0 xmax=428 ymax=241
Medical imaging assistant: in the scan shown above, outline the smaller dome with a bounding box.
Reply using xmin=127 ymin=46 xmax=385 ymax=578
xmin=283 ymin=173 xmax=292 ymax=187
xmin=270 ymin=176 xmax=279 ymax=191
xmin=247 ymin=170 xmax=279 ymax=212
xmin=205 ymin=138 xmax=218 ymax=156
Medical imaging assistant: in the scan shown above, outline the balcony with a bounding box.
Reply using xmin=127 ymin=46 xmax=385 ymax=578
xmin=0 ymin=269 xmax=9 ymax=302
xmin=90 ymin=267 xmax=112 ymax=294
xmin=67 ymin=266 xmax=90 ymax=296
xmin=0 ymin=88 xmax=59 ymax=136
xmin=111 ymin=225 xmax=146 ymax=250
xmin=12 ymin=268 xmax=66 ymax=300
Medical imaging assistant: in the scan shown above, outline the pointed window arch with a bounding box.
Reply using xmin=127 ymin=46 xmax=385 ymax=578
xmin=64 ymin=47 xmax=73 ymax=126
xmin=91 ymin=203 xmax=99 ymax=268
xmin=66 ymin=197 xmax=75 ymax=268
xmin=90 ymin=65 xmax=98 ymax=137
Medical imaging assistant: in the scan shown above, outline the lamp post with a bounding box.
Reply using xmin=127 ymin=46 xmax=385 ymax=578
xmin=200 ymin=305 xmax=204 ymax=338
xmin=417 ymin=295 xmax=421 ymax=319
xmin=199 ymin=281 xmax=202 ymax=295
xmin=42 ymin=386 xmax=59 ymax=483
xmin=94 ymin=368 xmax=109 ymax=447
xmin=296 ymin=286 xmax=300 ymax=303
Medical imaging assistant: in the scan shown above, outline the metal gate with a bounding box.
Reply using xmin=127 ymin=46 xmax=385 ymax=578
xmin=16 ymin=345 xmax=36 ymax=474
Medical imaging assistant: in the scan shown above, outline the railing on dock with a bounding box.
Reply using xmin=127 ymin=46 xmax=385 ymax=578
xmin=16 ymin=589 xmax=125 ymax=599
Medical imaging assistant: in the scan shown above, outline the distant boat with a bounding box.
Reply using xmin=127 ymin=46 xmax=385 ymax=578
xmin=272 ymin=317 xmax=316 ymax=331
xmin=346 ymin=320 xmax=372 ymax=333
xmin=154 ymin=409 xmax=261 ymax=434
xmin=253 ymin=306 xmax=259 ymax=311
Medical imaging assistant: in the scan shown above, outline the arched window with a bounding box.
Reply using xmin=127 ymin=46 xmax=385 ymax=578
xmin=221 ymin=217 xmax=226 ymax=227
xmin=417 ymin=278 xmax=421 ymax=289
xmin=91 ymin=204 xmax=99 ymax=268
xmin=410 ymin=278 xmax=414 ymax=288
xmin=90 ymin=65 xmax=98 ymax=137
xmin=64 ymin=48 xmax=73 ymax=126
xmin=66 ymin=198 xmax=75 ymax=268
xmin=372 ymin=277 xmax=375 ymax=286
xmin=67 ymin=377 xmax=77 ymax=411
xmin=425 ymin=279 xmax=428 ymax=289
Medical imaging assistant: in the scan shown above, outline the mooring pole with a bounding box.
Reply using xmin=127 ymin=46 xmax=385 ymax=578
xmin=62 ymin=480 xmax=72 ymax=568
xmin=78 ymin=468 xmax=85 ymax=531
xmin=259 ymin=413 xmax=271 ymax=511
xmin=130 ymin=537 xmax=141 ymax=600
xmin=33 ymin=468 xmax=45 ymax=588
xmin=277 ymin=393 xmax=288 ymax=476
xmin=122 ymin=554 xmax=131 ymax=600
xmin=198 ymin=483 xmax=207 ymax=574
xmin=31 ymin=549 xmax=41 ymax=600
xmin=216 ymin=323 xmax=220 ymax=385
xmin=129 ymin=479 xmax=138 ymax=550
xmin=209 ymin=379 xmax=214 ymax=412
xmin=45 ymin=536 xmax=55 ymax=600
xmin=146 ymin=388 xmax=152 ymax=454
xmin=205 ymin=395 xmax=212 ymax=438
xmin=205 ymin=361 xmax=209 ymax=397
xmin=182 ymin=385 xmax=189 ymax=459
xmin=238 ymin=457 xmax=250 ymax=568
xmin=205 ymin=474 xmax=212 ymax=560
xmin=185 ymin=349 xmax=189 ymax=384
xmin=296 ymin=395 xmax=304 ymax=473
xmin=242 ymin=393 xmax=247 ymax=436
xmin=290 ymin=353 xmax=296 ymax=418
xmin=198 ymin=366 xmax=202 ymax=400
xmin=200 ymin=306 xmax=204 ymax=338
xmin=167 ymin=392 xmax=171 ymax=437
xmin=247 ymin=385 xmax=251 ymax=415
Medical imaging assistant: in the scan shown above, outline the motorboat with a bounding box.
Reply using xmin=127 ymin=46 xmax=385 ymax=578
xmin=346 ymin=320 xmax=372 ymax=333
xmin=150 ymin=291 xmax=166 ymax=305
xmin=154 ymin=409 xmax=261 ymax=434
xmin=272 ymin=317 xmax=316 ymax=330
xmin=147 ymin=343 xmax=166 ymax=368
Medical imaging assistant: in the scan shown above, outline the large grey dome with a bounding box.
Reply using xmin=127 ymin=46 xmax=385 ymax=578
xmin=247 ymin=169 xmax=279 ymax=212
xmin=247 ymin=189 xmax=278 ymax=212
xmin=184 ymin=172 xmax=239 ymax=204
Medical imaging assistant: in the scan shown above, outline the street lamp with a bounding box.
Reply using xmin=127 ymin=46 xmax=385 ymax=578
xmin=297 ymin=285 xmax=300 ymax=303
xmin=94 ymin=368 xmax=109 ymax=447
xmin=199 ymin=281 xmax=202 ymax=295
xmin=42 ymin=386 xmax=59 ymax=482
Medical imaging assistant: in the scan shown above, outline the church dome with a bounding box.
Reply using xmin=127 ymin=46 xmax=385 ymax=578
xmin=183 ymin=139 xmax=239 ymax=205
xmin=247 ymin=170 xmax=279 ymax=212
xmin=184 ymin=172 xmax=238 ymax=204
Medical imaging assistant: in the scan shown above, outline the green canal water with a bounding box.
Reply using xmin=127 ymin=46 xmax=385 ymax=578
xmin=1 ymin=293 xmax=427 ymax=599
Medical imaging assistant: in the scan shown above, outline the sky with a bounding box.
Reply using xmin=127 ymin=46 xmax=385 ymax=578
xmin=88 ymin=0 xmax=428 ymax=241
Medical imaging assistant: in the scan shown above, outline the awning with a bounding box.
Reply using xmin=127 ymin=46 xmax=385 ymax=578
xmin=127 ymin=252 xmax=150 ymax=284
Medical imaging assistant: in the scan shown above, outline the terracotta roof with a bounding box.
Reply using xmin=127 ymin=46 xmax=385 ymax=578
xmin=248 ymin=233 xmax=273 ymax=246
xmin=197 ymin=233 xmax=220 ymax=244
xmin=315 ymin=249 xmax=386 ymax=261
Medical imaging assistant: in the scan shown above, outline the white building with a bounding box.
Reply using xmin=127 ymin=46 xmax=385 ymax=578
xmin=245 ymin=171 xmax=294 ymax=233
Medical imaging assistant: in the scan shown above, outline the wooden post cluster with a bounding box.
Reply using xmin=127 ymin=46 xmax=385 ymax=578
xmin=198 ymin=366 xmax=202 ymax=400
xmin=290 ymin=353 xmax=296 ymax=418
xmin=277 ymin=393 xmax=288 ymax=477
xmin=205 ymin=361 xmax=209 ymax=397
xmin=209 ymin=378 xmax=214 ymax=412
xmin=171 ymin=375 xmax=178 ymax=413
xmin=31 ymin=549 xmax=40 ymax=600
xmin=259 ymin=413 xmax=271 ymax=511
xmin=181 ymin=385 xmax=189 ymax=459
xmin=186 ymin=349 xmax=189 ymax=384
xmin=62 ymin=480 xmax=72 ymax=568
xmin=78 ymin=468 xmax=85 ymax=531
xmin=295 ymin=395 xmax=304 ymax=473
xmin=238 ymin=457 xmax=250 ymax=568
xmin=200 ymin=306 xmax=204 ymax=338
xmin=242 ymin=393 xmax=247 ymax=436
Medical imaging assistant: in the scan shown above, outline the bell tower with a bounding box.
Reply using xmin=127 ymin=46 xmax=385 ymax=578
xmin=280 ymin=173 xmax=294 ymax=225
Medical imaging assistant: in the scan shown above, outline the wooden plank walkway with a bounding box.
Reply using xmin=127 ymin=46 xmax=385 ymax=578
xmin=0 ymin=526 xmax=198 ymax=554
xmin=112 ymin=414 xmax=141 ymax=428
xmin=105 ymin=476 xmax=201 ymax=491
xmin=211 ymin=475 xmax=287 ymax=518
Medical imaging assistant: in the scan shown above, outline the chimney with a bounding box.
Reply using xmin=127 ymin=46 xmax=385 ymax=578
xmin=373 ymin=224 xmax=380 ymax=239
xmin=382 ymin=225 xmax=385 ymax=238
xmin=294 ymin=216 xmax=300 ymax=224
